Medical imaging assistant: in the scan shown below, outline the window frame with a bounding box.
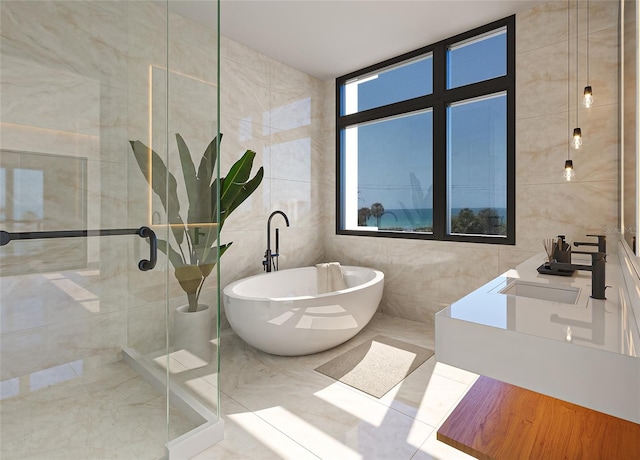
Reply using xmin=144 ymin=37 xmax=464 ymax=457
xmin=335 ymin=15 xmax=515 ymax=245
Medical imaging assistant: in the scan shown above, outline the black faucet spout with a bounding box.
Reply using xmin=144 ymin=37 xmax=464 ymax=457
xmin=573 ymin=234 xmax=606 ymax=254
xmin=264 ymin=210 xmax=290 ymax=272
xmin=550 ymin=251 xmax=607 ymax=299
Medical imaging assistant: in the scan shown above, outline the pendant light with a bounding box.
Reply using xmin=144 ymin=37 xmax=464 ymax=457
xmin=583 ymin=0 xmax=594 ymax=108
xmin=564 ymin=0 xmax=576 ymax=181
xmin=564 ymin=159 xmax=575 ymax=181
xmin=572 ymin=0 xmax=582 ymax=150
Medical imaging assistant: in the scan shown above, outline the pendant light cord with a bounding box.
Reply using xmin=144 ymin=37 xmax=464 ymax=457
xmin=586 ymin=0 xmax=590 ymax=84
xmin=568 ymin=0 xmax=571 ymax=160
xmin=576 ymin=0 xmax=579 ymax=128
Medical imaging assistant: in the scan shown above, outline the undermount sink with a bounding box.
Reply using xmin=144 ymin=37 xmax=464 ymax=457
xmin=498 ymin=280 xmax=581 ymax=304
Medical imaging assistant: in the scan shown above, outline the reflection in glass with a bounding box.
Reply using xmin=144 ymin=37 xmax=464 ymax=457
xmin=447 ymin=93 xmax=507 ymax=236
xmin=447 ymin=28 xmax=506 ymax=89
xmin=0 ymin=151 xmax=87 ymax=274
xmin=342 ymin=54 xmax=433 ymax=115
xmin=342 ymin=110 xmax=433 ymax=232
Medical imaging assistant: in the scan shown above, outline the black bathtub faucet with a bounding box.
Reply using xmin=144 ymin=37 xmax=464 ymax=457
xmin=263 ymin=210 xmax=290 ymax=272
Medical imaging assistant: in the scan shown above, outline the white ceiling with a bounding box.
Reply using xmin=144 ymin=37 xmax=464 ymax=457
xmin=170 ymin=0 xmax=548 ymax=81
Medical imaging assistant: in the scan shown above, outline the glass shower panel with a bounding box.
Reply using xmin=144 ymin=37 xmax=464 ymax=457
xmin=125 ymin=0 xmax=223 ymax=451
xmin=165 ymin=0 xmax=222 ymax=442
xmin=0 ymin=1 xmax=221 ymax=458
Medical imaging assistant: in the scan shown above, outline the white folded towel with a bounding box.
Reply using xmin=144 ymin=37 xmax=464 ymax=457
xmin=316 ymin=262 xmax=347 ymax=294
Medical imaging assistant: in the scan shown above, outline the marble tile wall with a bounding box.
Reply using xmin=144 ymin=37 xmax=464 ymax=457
xmin=216 ymin=37 xmax=326 ymax=298
xmin=323 ymin=0 xmax=621 ymax=327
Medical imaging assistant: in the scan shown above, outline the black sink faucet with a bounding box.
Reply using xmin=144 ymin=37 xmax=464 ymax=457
xmin=573 ymin=234 xmax=606 ymax=254
xmin=263 ymin=210 xmax=290 ymax=272
xmin=550 ymin=251 xmax=607 ymax=299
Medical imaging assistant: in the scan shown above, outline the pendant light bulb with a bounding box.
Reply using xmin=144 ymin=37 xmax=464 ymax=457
xmin=583 ymin=85 xmax=593 ymax=108
xmin=572 ymin=127 xmax=582 ymax=149
xmin=563 ymin=159 xmax=575 ymax=181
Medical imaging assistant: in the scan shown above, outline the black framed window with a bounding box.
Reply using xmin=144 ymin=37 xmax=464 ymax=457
xmin=336 ymin=16 xmax=515 ymax=244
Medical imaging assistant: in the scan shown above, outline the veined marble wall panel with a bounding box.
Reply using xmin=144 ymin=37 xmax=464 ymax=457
xmin=270 ymin=178 xmax=316 ymax=229
xmin=215 ymin=35 xmax=326 ymax=326
xmin=269 ymin=60 xmax=324 ymax=133
xmin=381 ymin=240 xmax=501 ymax=306
xmin=382 ymin=291 xmax=449 ymax=329
xmin=218 ymin=229 xmax=266 ymax=287
xmin=516 ymin=1 xmax=568 ymax=53
xmin=583 ymin=25 xmax=620 ymax=109
xmin=220 ymin=37 xmax=271 ymax=133
xmin=517 ymin=180 xmax=619 ymax=248
xmin=0 ymin=1 xmax=130 ymax=91
xmin=125 ymin=1 xmax=168 ymax=100
xmin=516 ymin=104 xmax=618 ymax=185
xmin=0 ymin=59 xmax=101 ymax=135
xmin=320 ymin=80 xmax=337 ymax=239
xmin=517 ymin=39 xmax=569 ymax=119
xmin=167 ymin=6 xmax=218 ymax=87
xmin=497 ymin=247 xmax=539 ymax=275
xmin=218 ymin=115 xmax=270 ymax=180
xmin=323 ymin=0 xmax=620 ymax=327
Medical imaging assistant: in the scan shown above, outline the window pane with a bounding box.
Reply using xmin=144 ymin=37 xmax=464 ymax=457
xmin=447 ymin=93 xmax=506 ymax=236
xmin=447 ymin=28 xmax=506 ymax=89
xmin=342 ymin=55 xmax=433 ymax=115
xmin=341 ymin=110 xmax=433 ymax=232
xmin=14 ymin=168 xmax=44 ymax=221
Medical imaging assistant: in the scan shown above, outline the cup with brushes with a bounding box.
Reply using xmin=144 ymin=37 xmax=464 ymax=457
xmin=538 ymin=235 xmax=575 ymax=276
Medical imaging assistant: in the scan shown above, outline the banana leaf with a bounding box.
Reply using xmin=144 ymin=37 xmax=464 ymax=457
xmin=129 ymin=140 xmax=185 ymax=246
xmin=157 ymin=238 xmax=185 ymax=268
xmin=130 ymin=133 xmax=262 ymax=310
xmin=220 ymin=150 xmax=264 ymax=224
xmin=226 ymin=167 xmax=264 ymax=219
xmin=175 ymin=133 xmax=198 ymax=210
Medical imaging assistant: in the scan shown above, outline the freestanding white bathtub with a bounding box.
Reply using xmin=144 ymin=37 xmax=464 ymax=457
xmin=223 ymin=266 xmax=384 ymax=356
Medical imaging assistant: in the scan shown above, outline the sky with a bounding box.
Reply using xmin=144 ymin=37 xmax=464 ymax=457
xmin=347 ymin=30 xmax=507 ymax=212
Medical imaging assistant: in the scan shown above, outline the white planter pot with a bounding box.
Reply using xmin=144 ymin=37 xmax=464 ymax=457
xmin=173 ymin=303 xmax=212 ymax=360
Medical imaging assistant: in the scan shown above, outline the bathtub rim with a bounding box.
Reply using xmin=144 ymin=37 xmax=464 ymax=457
xmin=223 ymin=265 xmax=384 ymax=302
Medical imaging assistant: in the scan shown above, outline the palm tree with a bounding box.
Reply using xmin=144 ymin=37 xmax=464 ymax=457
xmin=370 ymin=202 xmax=385 ymax=227
xmin=358 ymin=207 xmax=372 ymax=226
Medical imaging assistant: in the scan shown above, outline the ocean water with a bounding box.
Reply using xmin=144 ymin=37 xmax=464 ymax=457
xmin=364 ymin=207 xmax=507 ymax=230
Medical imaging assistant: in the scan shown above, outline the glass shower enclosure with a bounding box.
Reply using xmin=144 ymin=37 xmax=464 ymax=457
xmin=0 ymin=1 xmax=223 ymax=458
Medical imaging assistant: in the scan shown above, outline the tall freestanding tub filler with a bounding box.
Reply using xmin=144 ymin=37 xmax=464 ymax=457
xmin=223 ymin=265 xmax=384 ymax=356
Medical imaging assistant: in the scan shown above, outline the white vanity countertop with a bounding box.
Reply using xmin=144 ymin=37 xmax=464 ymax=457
xmin=435 ymin=247 xmax=640 ymax=423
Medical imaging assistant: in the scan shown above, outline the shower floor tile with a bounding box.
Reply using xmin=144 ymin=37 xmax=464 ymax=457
xmin=0 ymin=360 xmax=198 ymax=460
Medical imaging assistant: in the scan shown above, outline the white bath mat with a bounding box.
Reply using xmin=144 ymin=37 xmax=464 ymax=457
xmin=314 ymin=335 xmax=434 ymax=398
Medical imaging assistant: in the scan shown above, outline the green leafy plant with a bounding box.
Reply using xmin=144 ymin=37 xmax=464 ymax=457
xmin=129 ymin=133 xmax=263 ymax=312
xmin=450 ymin=207 xmax=505 ymax=235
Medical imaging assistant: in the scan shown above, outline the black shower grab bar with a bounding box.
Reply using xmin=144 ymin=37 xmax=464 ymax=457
xmin=0 ymin=226 xmax=157 ymax=271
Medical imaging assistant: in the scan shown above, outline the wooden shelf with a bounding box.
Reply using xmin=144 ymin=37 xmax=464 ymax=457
xmin=437 ymin=375 xmax=640 ymax=459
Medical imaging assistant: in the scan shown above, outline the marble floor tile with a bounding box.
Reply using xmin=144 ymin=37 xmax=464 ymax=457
xmin=0 ymin=361 xmax=198 ymax=460
xmin=413 ymin=429 xmax=476 ymax=460
xmin=212 ymin=312 xmax=478 ymax=460
xmin=193 ymin=394 xmax=319 ymax=460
